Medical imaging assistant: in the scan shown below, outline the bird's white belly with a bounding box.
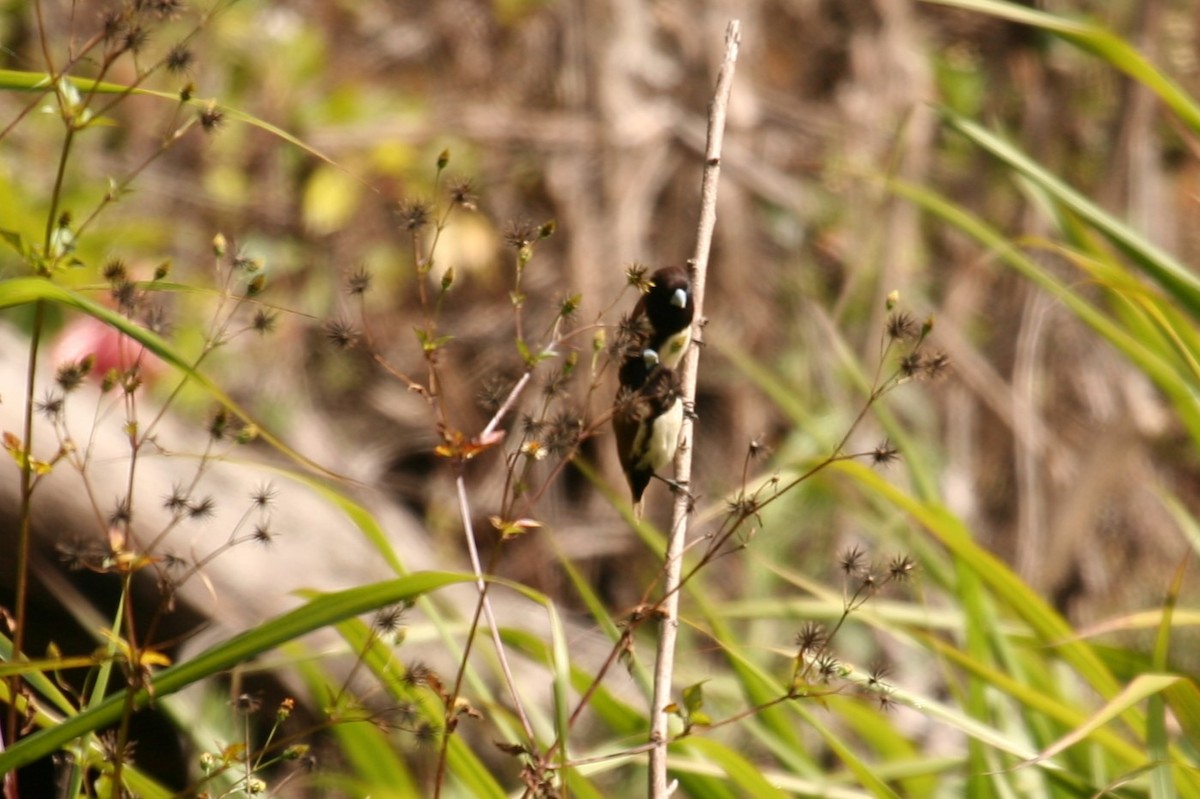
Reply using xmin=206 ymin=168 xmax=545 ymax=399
xmin=636 ymin=398 xmax=683 ymax=473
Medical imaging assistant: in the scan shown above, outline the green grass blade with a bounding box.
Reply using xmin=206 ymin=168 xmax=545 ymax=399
xmin=938 ymin=109 xmax=1200 ymax=318
xmin=675 ymin=737 xmax=791 ymax=798
xmin=919 ymin=0 xmax=1200 ymax=134
xmin=834 ymin=462 xmax=1122 ymax=699
xmin=0 ymin=572 xmax=471 ymax=772
xmin=0 ymin=69 xmax=344 ymax=171
xmin=888 ymin=179 xmax=1200 ymax=446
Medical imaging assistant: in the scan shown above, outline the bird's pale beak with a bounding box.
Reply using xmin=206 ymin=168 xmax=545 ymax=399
xmin=671 ymin=288 xmax=687 ymax=308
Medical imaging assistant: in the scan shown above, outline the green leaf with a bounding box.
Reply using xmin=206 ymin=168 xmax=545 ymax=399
xmin=682 ymin=680 xmax=708 ymax=715
xmin=515 ymin=337 xmax=533 ymax=365
xmin=0 ymin=229 xmax=28 ymax=257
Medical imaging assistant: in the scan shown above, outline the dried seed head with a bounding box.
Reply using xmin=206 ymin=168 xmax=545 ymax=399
xmin=165 ymin=42 xmax=194 ymax=74
xmin=322 ymin=319 xmax=358 ymax=349
xmin=887 ymin=553 xmax=916 ymax=582
xmin=251 ymin=483 xmax=276 ymax=508
xmin=198 ymin=103 xmax=225 ymax=133
xmin=187 ymin=496 xmax=216 ymax=519
xmin=871 ymin=439 xmax=900 ymax=467
xmin=886 ymin=312 xmax=918 ymax=341
xmin=347 ymin=266 xmax=373 ymax=295
xmin=373 ymin=603 xmax=409 ymax=634
xmin=56 ymin=355 xmax=94 ymax=392
xmin=397 ymin=200 xmax=432 ymax=232
xmin=36 ymin=391 xmax=64 ymax=420
xmin=403 ymin=661 xmax=434 ymax=688
xmin=838 ymin=544 xmax=867 ymax=576
xmin=814 ymin=653 xmax=841 ymax=683
xmin=102 ymin=257 xmax=128 ymax=283
xmin=448 ymin=177 xmax=476 ymax=209
xmin=923 ymin=351 xmax=950 ymax=379
xmin=794 ymin=621 xmax=826 ymax=653
xmin=899 ymin=352 xmax=923 ymax=378
xmin=502 ymin=219 xmax=541 ymax=250
xmin=111 ymin=279 xmax=139 ymax=315
xmin=252 ymin=308 xmax=278 ymax=334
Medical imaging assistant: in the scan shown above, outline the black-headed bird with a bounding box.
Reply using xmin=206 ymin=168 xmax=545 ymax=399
xmin=613 ymin=348 xmax=685 ymax=506
xmin=631 ymin=265 xmax=694 ymax=369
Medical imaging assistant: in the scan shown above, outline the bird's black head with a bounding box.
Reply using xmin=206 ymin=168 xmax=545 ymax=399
xmin=617 ymin=347 xmax=659 ymax=391
xmin=639 ymin=265 xmax=694 ymax=344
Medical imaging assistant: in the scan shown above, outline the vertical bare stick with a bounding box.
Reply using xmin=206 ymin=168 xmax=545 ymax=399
xmin=648 ymin=19 xmax=740 ymax=798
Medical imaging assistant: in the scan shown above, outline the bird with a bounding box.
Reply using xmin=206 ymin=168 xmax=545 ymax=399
xmin=629 ymin=265 xmax=694 ymax=370
xmin=613 ymin=348 xmax=685 ymax=505
xmin=610 ymin=265 xmax=695 ymax=507
xmin=610 ymin=266 xmax=695 ymax=506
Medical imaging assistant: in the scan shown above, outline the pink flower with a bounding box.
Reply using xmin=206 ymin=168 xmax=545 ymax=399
xmin=52 ymin=315 xmax=163 ymax=383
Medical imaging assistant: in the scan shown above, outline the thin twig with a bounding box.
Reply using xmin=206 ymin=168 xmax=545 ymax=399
xmin=453 ymin=473 xmax=536 ymax=742
xmin=648 ymin=19 xmax=740 ymax=798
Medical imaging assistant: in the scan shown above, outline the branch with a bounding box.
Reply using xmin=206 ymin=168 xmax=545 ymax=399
xmin=648 ymin=18 xmax=741 ymax=798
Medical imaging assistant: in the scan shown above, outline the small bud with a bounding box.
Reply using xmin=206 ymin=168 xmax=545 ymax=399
xmin=153 ymin=260 xmax=171 ymax=280
xmin=441 ymin=266 xmax=454 ymax=291
xmin=437 ymin=149 xmax=450 ymax=170
xmin=283 ymin=743 xmax=310 ymax=761
xmin=538 ymin=220 xmax=556 ymax=240
xmin=559 ymin=293 xmax=580 ymax=318
xmin=212 ymin=233 xmax=227 ymax=258
xmin=233 ymin=253 xmax=262 ymax=273
xmin=886 ymin=290 xmax=899 ymax=311
xmin=209 ymin=408 xmax=229 ymax=440
xmin=922 ymin=315 xmax=935 ymax=336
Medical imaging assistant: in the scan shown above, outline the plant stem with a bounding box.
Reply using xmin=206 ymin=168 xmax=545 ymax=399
xmin=4 ymin=302 xmax=46 ymax=782
xmin=648 ymin=19 xmax=740 ymax=798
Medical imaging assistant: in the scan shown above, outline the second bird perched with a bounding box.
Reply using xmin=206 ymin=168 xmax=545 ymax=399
xmin=612 ymin=265 xmax=695 ymax=506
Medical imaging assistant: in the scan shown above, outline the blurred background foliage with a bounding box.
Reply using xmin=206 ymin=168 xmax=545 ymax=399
xmin=3 ymin=0 xmax=1200 ymax=794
